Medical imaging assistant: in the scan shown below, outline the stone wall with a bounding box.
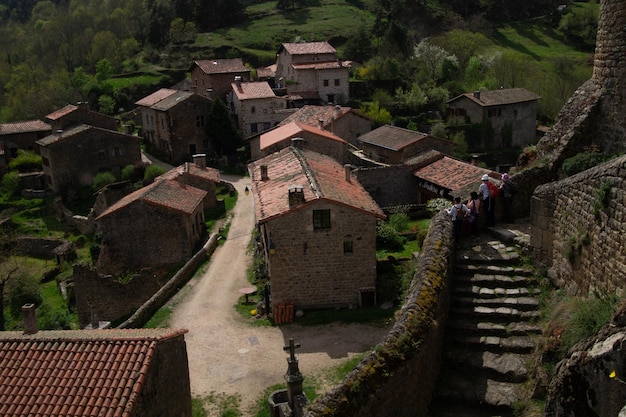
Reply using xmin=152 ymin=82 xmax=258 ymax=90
xmin=14 ymin=237 xmax=68 ymax=260
xmin=531 ymin=154 xmax=626 ymax=296
xmin=354 ymin=165 xmax=419 ymax=209
xmin=306 ymin=211 xmax=454 ymax=417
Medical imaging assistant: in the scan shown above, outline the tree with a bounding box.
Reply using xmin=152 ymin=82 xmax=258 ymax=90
xmin=360 ymin=101 xmax=392 ymax=127
xmin=206 ymin=99 xmax=242 ymax=156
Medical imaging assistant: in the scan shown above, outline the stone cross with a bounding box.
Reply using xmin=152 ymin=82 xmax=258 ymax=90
xmin=284 ymin=337 xmax=301 ymax=362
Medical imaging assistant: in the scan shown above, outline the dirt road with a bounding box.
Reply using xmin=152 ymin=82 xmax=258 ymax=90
xmin=169 ymin=174 xmax=390 ymax=416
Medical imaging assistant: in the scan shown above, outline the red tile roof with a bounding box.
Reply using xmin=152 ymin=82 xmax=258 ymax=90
xmin=231 ymin=81 xmax=275 ymax=100
xmin=259 ymin=121 xmax=346 ymax=150
xmin=358 ymin=125 xmax=429 ymax=151
xmin=0 ymin=120 xmax=51 ymax=135
xmin=413 ymin=156 xmax=499 ymax=192
xmin=278 ymin=105 xmax=367 ymax=129
xmin=134 ymin=88 xmax=179 ymax=107
xmin=192 ymin=58 xmax=248 ymax=74
xmin=159 ymin=162 xmax=220 ymax=183
xmin=0 ymin=328 xmax=187 ymax=417
xmin=45 ymin=104 xmax=78 ymax=121
xmin=256 ymin=64 xmax=276 ymax=79
xmin=281 ymin=42 xmax=336 ymax=55
xmin=448 ymin=88 xmax=541 ymax=107
xmin=97 ymin=179 xmax=207 ymax=219
xmin=249 ymin=147 xmax=384 ymax=223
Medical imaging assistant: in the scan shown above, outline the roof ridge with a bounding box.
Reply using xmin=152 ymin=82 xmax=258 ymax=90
xmin=291 ymin=147 xmax=322 ymax=199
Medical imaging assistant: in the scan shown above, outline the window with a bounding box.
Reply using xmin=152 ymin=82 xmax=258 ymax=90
xmin=343 ymin=240 xmax=353 ymax=254
xmin=263 ymin=122 xmax=270 ymax=131
xmin=263 ymin=108 xmax=268 ymax=114
xmin=334 ymin=79 xmax=340 ymax=86
xmin=488 ymin=108 xmax=502 ymax=117
xmin=42 ymin=157 xmax=49 ymax=167
xmin=251 ymin=106 xmax=256 ymax=114
xmin=98 ymin=150 xmax=106 ymax=160
xmin=113 ymin=147 xmax=122 ymax=157
xmin=196 ymin=115 xmax=205 ymax=127
xmin=313 ymin=209 xmax=331 ymax=230
xmin=250 ymin=123 xmax=258 ymax=134
xmin=323 ymin=79 xmax=329 ymax=87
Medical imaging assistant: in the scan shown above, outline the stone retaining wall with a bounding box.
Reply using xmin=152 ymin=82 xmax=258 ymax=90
xmin=306 ymin=211 xmax=454 ymax=417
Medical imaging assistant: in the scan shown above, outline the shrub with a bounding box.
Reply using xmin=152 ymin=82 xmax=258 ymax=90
xmin=1 ymin=171 xmax=20 ymax=196
xmin=560 ymin=152 xmax=607 ymax=177
xmin=92 ymin=171 xmax=117 ymax=191
xmin=389 ymin=213 xmax=409 ymax=233
xmin=7 ymin=150 xmax=42 ymax=172
xmin=376 ymin=222 xmax=404 ymax=251
xmin=8 ymin=274 xmax=43 ymax=319
xmin=144 ymin=164 xmax=166 ymax=183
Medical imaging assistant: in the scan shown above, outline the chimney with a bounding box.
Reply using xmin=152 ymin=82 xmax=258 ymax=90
xmin=291 ymin=137 xmax=304 ymax=149
xmin=344 ymin=164 xmax=352 ymax=182
xmin=192 ymin=153 xmax=207 ymax=168
xmin=184 ymin=162 xmax=190 ymax=173
xmin=260 ymin=164 xmax=268 ymax=181
xmin=22 ymin=303 xmax=38 ymax=335
xmin=473 ymin=91 xmax=481 ymax=99
xmin=234 ymin=75 xmax=243 ymax=92
xmin=288 ymin=185 xmax=305 ymax=207
xmin=318 ymin=119 xmax=324 ymax=129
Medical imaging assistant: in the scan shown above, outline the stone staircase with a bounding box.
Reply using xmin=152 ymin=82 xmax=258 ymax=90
xmin=429 ymin=233 xmax=541 ymax=417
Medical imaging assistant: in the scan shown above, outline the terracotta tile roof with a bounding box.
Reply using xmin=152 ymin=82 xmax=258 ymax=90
xmin=413 ymin=156 xmax=499 ymax=193
xmin=97 ymin=179 xmax=207 ymax=219
xmin=249 ymin=147 xmax=384 ymax=223
xmin=134 ymin=88 xmax=179 ymax=107
xmin=192 ymin=58 xmax=248 ymax=74
xmin=231 ymin=81 xmax=275 ymax=100
xmin=449 ymin=88 xmax=541 ymax=107
xmin=259 ymin=121 xmax=346 ymax=150
xmin=151 ymin=90 xmax=195 ymax=111
xmin=281 ymin=42 xmax=336 ymax=55
xmin=0 ymin=328 xmax=187 ymax=417
xmin=358 ymin=125 xmax=429 ymax=151
xmin=256 ymin=64 xmax=276 ymax=78
xmin=284 ymin=91 xmax=320 ymax=101
xmin=0 ymin=120 xmax=51 ymax=135
xmin=291 ymin=61 xmax=343 ymax=70
xmin=278 ymin=105 xmax=367 ymax=129
xmin=159 ymin=162 xmax=220 ymax=183
xmin=45 ymin=104 xmax=78 ymax=121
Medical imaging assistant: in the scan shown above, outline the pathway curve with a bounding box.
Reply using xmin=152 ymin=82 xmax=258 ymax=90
xmin=168 ymin=174 xmax=390 ymax=416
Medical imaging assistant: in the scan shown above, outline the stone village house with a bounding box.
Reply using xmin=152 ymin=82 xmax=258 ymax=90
xmin=37 ymin=124 xmax=141 ymax=193
xmin=135 ymin=88 xmax=213 ymax=165
xmin=278 ymin=104 xmax=371 ymax=147
xmin=0 ymin=119 xmax=51 ymax=169
xmin=355 ymin=124 xmax=454 ymax=165
xmin=189 ymin=58 xmax=250 ymax=102
xmin=248 ymin=146 xmax=385 ymax=312
xmin=0 ymin=308 xmax=192 ymax=417
xmin=45 ymin=102 xmax=120 ymax=132
xmin=157 ymin=154 xmax=221 ymax=209
xmin=274 ymin=41 xmax=350 ymax=105
xmin=228 ymin=80 xmax=288 ymax=138
xmin=249 ymin=120 xmax=350 ymax=163
xmin=446 ymin=87 xmax=541 ymax=148
xmin=95 ymin=178 xmax=207 ymax=275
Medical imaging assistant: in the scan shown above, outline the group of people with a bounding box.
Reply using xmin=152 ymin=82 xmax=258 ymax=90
xmin=447 ymin=172 xmax=517 ymax=240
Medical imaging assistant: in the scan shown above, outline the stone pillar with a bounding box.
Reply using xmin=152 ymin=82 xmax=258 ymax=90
xmin=283 ymin=338 xmax=306 ymax=416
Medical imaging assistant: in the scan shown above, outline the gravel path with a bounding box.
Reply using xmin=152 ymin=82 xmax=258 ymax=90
xmin=168 ymin=175 xmax=390 ymax=416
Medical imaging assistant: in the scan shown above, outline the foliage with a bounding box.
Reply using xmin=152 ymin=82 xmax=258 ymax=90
xmin=426 ymin=198 xmax=450 ymax=216
xmin=143 ymin=164 xmax=166 ymax=183
xmin=558 ymin=2 xmax=599 ymax=50
xmin=8 ymin=274 xmax=43 ymax=319
xmin=193 ymin=392 xmax=241 ymax=417
xmin=388 ymin=213 xmax=409 ymax=233
xmin=376 ymin=222 xmax=404 ymax=252
xmin=206 ymin=99 xmax=242 ymax=156
xmin=91 ymin=171 xmax=117 ymax=191
xmin=593 ymin=180 xmax=612 ymax=218
xmin=1 ymin=171 xmax=20 ymax=197
xmin=560 ymin=151 xmax=608 ymax=178
xmin=360 ymin=101 xmax=392 ymax=127
xmin=8 ymin=150 xmax=42 ymax=172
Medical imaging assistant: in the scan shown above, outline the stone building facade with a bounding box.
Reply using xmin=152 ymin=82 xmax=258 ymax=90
xmin=229 ymin=80 xmax=288 ymax=138
xmin=0 ymin=120 xmax=51 ymax=167
xmin=135 ymin=89 xmax=213 ymax=165
xmin=45 ymin=102 xmax=119 ymax=132
xmin=189 ymin=58 xmax=250 ymax=102
xmin=36 ymin=124 xmax=141 ymax=192
xmin=249 ymin=147 xmax=385 ymax=309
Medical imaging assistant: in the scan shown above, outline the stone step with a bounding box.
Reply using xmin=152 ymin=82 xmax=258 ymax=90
xmin=445 ymin=333 xmax=536 ymax=354
xmin=440 ymin=349 xmax=530 ymax=382
xmin=451 ymin=305 xmax=541 ymax=322
xmin=447 ymin=319 xmax=543 ymax=336
xmin=435 ymin=369 xmax=524 ymax=408
xmin=453 ymin=284 xmax=541 ymax=298
xmin=452 ymin=295 xmax=539 ymax=311
xmin=455 ymin=273 xmax=536 ymax=288
xmin=454 ymin=264 xmax=534 ymax=277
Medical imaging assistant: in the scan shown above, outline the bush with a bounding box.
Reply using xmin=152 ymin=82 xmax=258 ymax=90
xmin=1 ymin=171 xmax=20 ymax=196
xmin=144 ymin=164 xmax=166 ymax=183
xmin=560 ymin=152 xmax=608 ymax=178
xmin=8 ymin=274 xmax=43 ymax=319
xmin=376 ymin=222 xmax=404 ymax=251
xmin=92 ymin=171 xmax=117 ymax=191
xmin=7 ymin=150 xmax=42 ymax=172
xmin=389 ymin=213 xmax=410 ymax=233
